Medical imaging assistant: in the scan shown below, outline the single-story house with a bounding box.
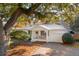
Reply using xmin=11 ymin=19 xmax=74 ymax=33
xmin=15 ymin=24 xmax=69 ymax=43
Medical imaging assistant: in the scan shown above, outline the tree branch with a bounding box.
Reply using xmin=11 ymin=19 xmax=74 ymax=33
xmin=4 ymin=3 xmax=41 ymax=32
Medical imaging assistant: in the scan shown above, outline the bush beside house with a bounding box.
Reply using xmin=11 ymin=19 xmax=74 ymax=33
xmin=10 ymin=30 xmax=30 ymax=40
xmin=9 ymin=30 xmax=31 ymax=47
xmin=62 ymin=33 xmax=74 ymax=44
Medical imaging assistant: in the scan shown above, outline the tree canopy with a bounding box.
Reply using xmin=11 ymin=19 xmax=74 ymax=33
xmin=0 ymin=3 xmax=79 ymax=31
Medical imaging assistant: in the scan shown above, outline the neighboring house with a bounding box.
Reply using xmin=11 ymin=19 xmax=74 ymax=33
xmin=15 ymin=24 xmax=69 ymax=43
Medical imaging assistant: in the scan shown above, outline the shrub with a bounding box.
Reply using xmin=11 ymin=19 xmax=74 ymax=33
xmin=9 ymin=30 xmax=31 ymax=47
xmin=62 ymin=33 xmax=74 ymax=44
xmin=10 ymin=30 xmax=31 ymax=41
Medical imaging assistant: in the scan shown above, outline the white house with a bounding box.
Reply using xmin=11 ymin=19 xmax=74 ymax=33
xmin=15 ymin=24 xmax=69 ymax=43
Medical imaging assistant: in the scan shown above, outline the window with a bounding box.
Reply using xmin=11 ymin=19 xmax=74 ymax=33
xmin=41 ymin=31 xmax=46 ymax=39
xmin=35 ymin=31 xmax=39 ymax=39
xmin=41 ymin=31 xmax=46 ymax=35
xmin=36 ymin=31 xmax=38 ymax=34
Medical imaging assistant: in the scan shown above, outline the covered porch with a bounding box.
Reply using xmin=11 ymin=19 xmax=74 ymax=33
xmin=31 ymin=30 xmax=49 ymax=42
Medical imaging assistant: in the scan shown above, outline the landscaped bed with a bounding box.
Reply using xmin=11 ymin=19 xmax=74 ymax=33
xmin=6 ymin=42 xmax=53 ymax=56
xmin=6 ymin=42 xmax=41 ymax=56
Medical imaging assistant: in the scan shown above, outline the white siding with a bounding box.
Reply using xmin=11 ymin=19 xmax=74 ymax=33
xmin=48 ymin=30 xmax=68 ymax=43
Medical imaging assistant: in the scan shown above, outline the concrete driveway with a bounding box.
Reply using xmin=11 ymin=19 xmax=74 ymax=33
xmin=40 ymin=42 xmax=79 ymax=56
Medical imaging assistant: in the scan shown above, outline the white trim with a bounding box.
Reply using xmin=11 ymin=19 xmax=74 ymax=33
xmin=46 ymin=30 xmax=49 ymax=42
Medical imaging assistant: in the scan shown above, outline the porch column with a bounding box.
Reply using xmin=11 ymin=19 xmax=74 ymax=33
xmin=46 ymin=30 xmax=48 ymax=42
xmin=31 ymin=30 xmax=34 ymax=42
xmin=38 ymin=31 xmax=41 ymax=39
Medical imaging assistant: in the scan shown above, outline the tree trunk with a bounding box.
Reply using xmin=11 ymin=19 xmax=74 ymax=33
xmin=2 ymin=4 xmax=41 ymax=55
xmin=4 ymin=7 xmax=23 ymax=32
xmin=0 ymin=19 xmax=6 ymax=55
xmin=4 ymin=4 xmax=41 ymax=31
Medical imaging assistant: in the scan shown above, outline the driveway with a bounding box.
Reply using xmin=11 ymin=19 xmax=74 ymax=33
xmin=40 ymin=42 xmax=79 ymax=56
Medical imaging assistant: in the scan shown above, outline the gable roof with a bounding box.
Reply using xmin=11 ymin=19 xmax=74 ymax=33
xmin=39 ymin=24 xmax=66 ymax=30
xmin=18 ymin=24 xmax=67 ymax=30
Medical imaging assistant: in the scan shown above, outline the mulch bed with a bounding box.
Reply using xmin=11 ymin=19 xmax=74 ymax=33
xmin=6 ymin=42 xmax=45 ymax=56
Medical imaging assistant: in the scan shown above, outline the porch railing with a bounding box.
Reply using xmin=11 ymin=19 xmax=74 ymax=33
xmin=34 ymin=35 xmax=46 ymax=39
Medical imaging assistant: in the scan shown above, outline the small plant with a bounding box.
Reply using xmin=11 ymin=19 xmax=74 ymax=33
xmin=62 ymin=33 xmax=74 ymax=44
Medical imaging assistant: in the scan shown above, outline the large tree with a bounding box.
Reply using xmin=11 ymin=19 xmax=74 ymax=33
xmin=0 ymin=3 xmax=79 ymax=55
xmin=0 ymin=3 xmax=41 ymax=55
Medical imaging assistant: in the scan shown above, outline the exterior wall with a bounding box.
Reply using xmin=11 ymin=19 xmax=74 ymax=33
xmin=31 ymin=25 xmax=68 ymax=43
xmin=48 ymin=30 xmax=68 ymax=43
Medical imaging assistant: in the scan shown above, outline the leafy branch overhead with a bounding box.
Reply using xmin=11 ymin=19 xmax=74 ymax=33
xmin=0 ymin=3 xmax=79 ymax=32
xmin=4 ymin=3 xmax=41 ymax=31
